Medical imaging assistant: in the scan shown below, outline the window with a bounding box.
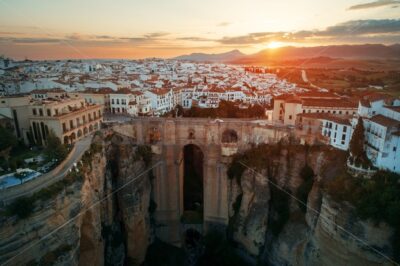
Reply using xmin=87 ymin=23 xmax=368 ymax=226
xmin=289 ymin=115 xmax=292 ymax=120
xmin=55 ymin=109 xmax=59 ymax=115
xmin=342 ymin=134 xmax=346 ymax=141
xmin=39 ymin=109 xmax=43 ymax=116
xmin=32 ymin=108 xmax=37 ymax=115
xmin=343 ymin=126 xmax=347 ymax=132
xmin=394 ymin=147 xmax=397 ymax=152
xmin=112 ymin=99 xmax=115 ymax=104
xmin=47 ymin=109 xmax=51 ymax=116
xmin=62 ymin=123 xmax=67 ymax=132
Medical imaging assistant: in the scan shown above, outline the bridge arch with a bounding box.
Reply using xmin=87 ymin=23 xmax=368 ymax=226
xmin=181 ymin=143 xmax=204 ymax=224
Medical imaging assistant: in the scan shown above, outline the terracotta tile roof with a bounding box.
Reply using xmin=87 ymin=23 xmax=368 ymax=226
xmin=149 ymin=88 xmax=171 ymax=95
xmin=302 ymin=99 xmax=357 ymax=108
xmin=360 ymin=99 xmax=371 ymax=108
xmin=385 ymin=106 xmax=400 ymax=113
xmin=31 ymin=88 xmax=65 ymax=94
xmin=369 ymin=115 xmax=400 ymax=128
xmin=83 ymin=87 xmax=114 ymax=94
xmin=297 ymin=91 xmax=341 ymax=99
xmin=115 ymin=87 xmax=132 ymax=94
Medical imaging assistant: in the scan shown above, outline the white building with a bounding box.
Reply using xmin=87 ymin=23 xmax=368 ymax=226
xmin=321 ymin=117 xmax=353 ymax=151
xmin=110 ymin=88 xmax=136 ymax=114
xmin=144 ymin=88 xmax=173 ymax=115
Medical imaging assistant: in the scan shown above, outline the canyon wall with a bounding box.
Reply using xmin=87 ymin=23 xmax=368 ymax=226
xmin=0 ymin=133 xmax=154 ymax=266
xmin=227 ymin=145 xmax=395 ymax=266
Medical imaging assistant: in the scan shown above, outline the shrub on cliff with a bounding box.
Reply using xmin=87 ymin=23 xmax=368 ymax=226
xmin=6 ymin=197 xmax=34 ymax=219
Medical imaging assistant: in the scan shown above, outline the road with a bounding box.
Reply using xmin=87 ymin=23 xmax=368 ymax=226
xmin=1 ymin=135 xmax=93 ymax=204
xmin=301 ymin=69 xmax=320 ymax=89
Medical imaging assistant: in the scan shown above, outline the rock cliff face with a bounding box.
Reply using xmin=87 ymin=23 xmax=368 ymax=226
xmin=0 ymin=133 xmax=154 ymax=266
xmin=228 ymin=145 xmax=395 ymax=266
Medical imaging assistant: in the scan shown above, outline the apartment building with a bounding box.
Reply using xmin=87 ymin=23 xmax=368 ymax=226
xmin=73 ymin=87 xmax=112 ymax=113
xmin=29 ymin=97 xmax=103 ymax=145
xmin=273 ymin=92 xmax=358 ymax=126
xmin=0 ymin=95 xmax=31 ymax=143
xmin=144 ymin=88 xmax=173 ymax=115
xmin=110 ymin=88 xmax=135 ymax=114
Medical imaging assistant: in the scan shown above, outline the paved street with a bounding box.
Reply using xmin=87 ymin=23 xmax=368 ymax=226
xmin=1 ymin=135 xmax=93 ymax=204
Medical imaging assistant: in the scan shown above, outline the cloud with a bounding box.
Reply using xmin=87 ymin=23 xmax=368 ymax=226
xmin=0 ymin=37 xmax=62 ymax=44
xmin=1 ymin=19 xmax=399 ymax=50
xmin=217 ymin=19 xmax=400 ymax=45
xmin=348 ymin=0 xmax=400 ymax=10
xmin=143 ymin=32 xmax=170 ymax=38
xmin=217 ymin=22 xmax=231 ymax=27
xmin=176 ymin=36 xmax=214 ymax=42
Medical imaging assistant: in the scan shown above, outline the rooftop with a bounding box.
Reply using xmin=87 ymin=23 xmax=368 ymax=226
xmin=369 ymin=114 xmax=400 ymax=128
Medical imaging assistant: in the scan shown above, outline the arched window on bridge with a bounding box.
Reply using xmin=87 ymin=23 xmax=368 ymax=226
xmin=188 ymin=129 xmax=195 ymax=140
xmin=149 ymin=127 xmax=161 ymax=144
xmin=222 ymin=129 xmax=238 ymax=143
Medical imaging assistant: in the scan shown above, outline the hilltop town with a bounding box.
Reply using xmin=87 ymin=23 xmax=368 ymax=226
xmin=0 ymin=56 xmax=399 ymax=176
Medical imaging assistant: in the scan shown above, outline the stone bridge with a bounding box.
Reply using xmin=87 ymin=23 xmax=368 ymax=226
xmin=108 ymin=117 xmax=292 ymax=245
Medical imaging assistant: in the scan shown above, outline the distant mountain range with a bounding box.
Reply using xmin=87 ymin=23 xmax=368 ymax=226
xmin=174 ymin=49 xmax=245 ymax=62
xmin=173 ymin=44 xmax=400 ymax=65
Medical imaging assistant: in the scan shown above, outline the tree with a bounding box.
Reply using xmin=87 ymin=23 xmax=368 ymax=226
xmin=45 ymin=131 xmax=68 ymax=161
xmin=14 ymin=172 xmax=28 ymax=184
xmin=174 ymin=104 xmax=184 ymax=117
xmin=349 ymin=117 xmax=367 ymax=163
xmin=0 ymin=125 xmax=17 ymax=151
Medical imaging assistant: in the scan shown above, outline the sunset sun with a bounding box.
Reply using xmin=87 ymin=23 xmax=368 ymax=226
xmin=267 ymin=41 xmax=284 ymax=49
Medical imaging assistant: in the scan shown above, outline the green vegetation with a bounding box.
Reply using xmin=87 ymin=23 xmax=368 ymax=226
xmin=32 ymin=170 xmax=83 ymax=202
xmin=3 ymin=139 xmax=105 ymax=220
xmin=0 ymin=125 xmax=17 ymax=151
xmin=44 ymin=131 xmax=68 ymax=162
xmin=5 ymin=196 xmax=34 ymax=219
xmin=325 ymin=171 xmax=400 ymax=261
xmin=227 ymin=143 xmax=282 ymax=184
xmin=14 ymin=171 xmax=30 ymax=184
xmin=349 ymin=117 xmax=371 ymax=168
xmin=296 ymin=164 xmax=315 ymax=213
xmin=326 ymin=171 xmax=400 ymax=226
xmin=182 ymin=100 xmax=266 ymax=118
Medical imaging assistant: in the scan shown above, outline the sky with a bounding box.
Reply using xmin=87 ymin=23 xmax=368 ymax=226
xmin=0 ymin=0 xmax=399 ymax=59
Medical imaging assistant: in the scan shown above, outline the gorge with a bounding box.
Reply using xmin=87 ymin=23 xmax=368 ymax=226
xmin=0 ymin=118 xmax=398 ymax=266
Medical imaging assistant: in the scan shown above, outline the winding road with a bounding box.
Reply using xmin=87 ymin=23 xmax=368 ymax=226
xmin=0 ymin=135 xmax=93 ymax=204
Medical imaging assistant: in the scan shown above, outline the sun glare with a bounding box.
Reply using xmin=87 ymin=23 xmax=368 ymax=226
xmin=267 ymin=41 xmax=283 ymax=49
